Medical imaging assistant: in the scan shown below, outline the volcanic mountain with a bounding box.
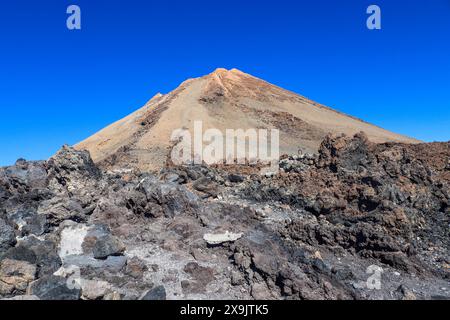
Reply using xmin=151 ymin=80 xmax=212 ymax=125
xmin=76 ymin=68 xmax=418 ymax=171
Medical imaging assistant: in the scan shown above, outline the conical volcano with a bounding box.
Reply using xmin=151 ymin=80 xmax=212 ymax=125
xmin=75 ymin=68 xmax=418 ymax=171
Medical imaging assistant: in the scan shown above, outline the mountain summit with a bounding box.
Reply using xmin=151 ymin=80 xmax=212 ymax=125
xmin=76 ymin=68 xmax=418 ymax=171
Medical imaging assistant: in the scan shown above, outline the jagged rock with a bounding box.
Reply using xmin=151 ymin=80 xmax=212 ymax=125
xmin=230 ymin=270 xmax=245 ymax=286
xmin=318 ymin=132 xmax=373 ymax=171
xmin=2 ymin=160 xmax=48 ymax=191
xmin=58 ymin=222 xmax=126 ymax=262
xmin=138 ymin=177 xmax=199 ymax=217
xmin=0 ymin=218 xmax=16 ymax=256
xmin=21 ymin=214 xmax=48 ymax=236
xmin=183 ymin=262 xmax=215 ymax=285
xmin=397 ymin=285 xmax=417 ymax=300
xmin=183 ymin=166 xmax=203 ymax=181
xmin=125 ymin=257 xmax=148 ymax=279
xmin=2 ymin=237 xmax=61 ymax=278
xmin=228 ymin=174 xmax=245 ymax=183
xmin=193 ymin=177 xmax=219 ymax=198
xmin=251 ymin=252 xmax=279 ymax=277
xmin=27 ymin=275 xmax=81 ymax=300
xmin=181 ymin=280 xmax=205 ymax=295
xmin=251 ymin=282 xmax=273 ymax=300
xmin=47 ymin=145 xmax=100 ymax=179
xmin=93 ymin=234 xmax=125 ymax=260
xmin=0 ymin=259 xmax=37 ymax=295
xmin=81 ymin=279 xmax=111 ymax=300
xmin=141 ymin=285 xmax=166 ymax=300
xmin=160 ymin=168 xmax=188 ymax=184
xmin=38 ymin=197 xmax=86 ymax=225
xmin=1 ymin=133 xmax=448 ymax=300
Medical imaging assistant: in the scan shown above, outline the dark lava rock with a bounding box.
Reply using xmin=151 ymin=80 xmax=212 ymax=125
xmin=0 ymin=218 xmax=16 ymax=256
xmin=193 ymin=177 xmax=219 ymax=198
xmin=181 ymin=262 xmax=216 ymax=295
xmin=183 ymin=262 xmax=215 ymax=285
xmin=21 ymin=214 xmax=48 ymax=236
xmin=46 ymin=145 xmax=100 ymax=179
xmin=141 ymin=285 xmax=166 ymax=300
xmin=2 ymin=246 xmax=37 ymax=265
xmin=3 ymin=160 xmax=48 ymax=191
xmin=3 ymin=237 xmax=62 ymax=278
xmin=137 ymin=177 xmax=199 ymax=217
xmin=396 ymin=285 xmax=417 ymax=300
xmin=93 ymin=234 xmax=125 ymax=260
xmin=27 ymin=275 xmax=81 ymax=300
xmin=38 ymin=197 xmax=86 ymax=225
xmin=1 ymin=134 xmax=449 ymax=300
xmin=228 ymin=174 xmax=245 ymax=183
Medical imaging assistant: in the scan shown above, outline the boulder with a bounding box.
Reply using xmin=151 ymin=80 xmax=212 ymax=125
xmin=3 ymin=237 xmax=62 ymax=278
xmin=3 ymin=160 xmax=48 ymax=190
xmin=37 ymin=197 xmax=85 ymax=225
xmin=27 ymin=275 xmax=81 ymax=300
xmin=125 ymin=257 xmax=148 ymax=279
xmin=228 ymin=174 xmax=245 ymax=183
xmin=81 ymin=279 xmax=111 ymax=300
xmin=251 ymin=282 xmax=273 ymax=300
xmin=397 ymin=285 xmax=417 ymax=300
xmin=140 ymin=285 xmax=166 ymax=300
xmin=21 ymin=214 xmax=48 ymax=236
xmin=193 ymin=177 xmax=219 ymax=198
xmin=183 ymin=262 xmax=215 ymax=285
xmin=181 ymin=262 xmax=215 ymax=295
xmin=0 ymin=218 xmax=16 ymax=255
xmin=0 ymin=259 xmax=37 ymax=295
xmin=139 ymin=178 xmax=199 ymax=217
xmin=93 ymin=235 xmax=125 ymax=260
xmin=46 ymin=145 xmax=100 ymax=178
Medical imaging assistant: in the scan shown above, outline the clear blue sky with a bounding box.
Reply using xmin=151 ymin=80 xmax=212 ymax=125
xmin=0 ymin=0 xmax=449 ymax=166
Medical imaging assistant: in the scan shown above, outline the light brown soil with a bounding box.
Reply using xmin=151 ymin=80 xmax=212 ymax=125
xmin=75 ymin=68 xmax=419 ymax=171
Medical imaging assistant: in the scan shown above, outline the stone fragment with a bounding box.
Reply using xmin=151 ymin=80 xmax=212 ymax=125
xmin=0 ymin=259 xmax=37 ymax=295
xmin=141 ymin=285 xmax=166 ymax=300
xmin=0 ymin=218 xmax=16 ymax=255
xmin=93 ymin=234 xmax=125 ymax=260
xmin=81 ymin=279 xmax=111 ymax=300
xmin=27 ymin=275 xmax=81 ymax=300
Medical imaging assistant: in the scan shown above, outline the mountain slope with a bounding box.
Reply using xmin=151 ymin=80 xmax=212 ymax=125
xmin=75 ymin=68 xmax=418 ymax=171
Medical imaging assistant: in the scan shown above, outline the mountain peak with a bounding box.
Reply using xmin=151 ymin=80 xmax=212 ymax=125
xmin=209 ymin=68 xmax=247 ymax=77
xmin=76 ymin=70 xmax=418 ymax=171
xmin=211 ymin=67 xmax=229 ymax=74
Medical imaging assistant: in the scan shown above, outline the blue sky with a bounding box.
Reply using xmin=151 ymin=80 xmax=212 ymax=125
xmin=0 ymin=0 xmax=449 ymax=166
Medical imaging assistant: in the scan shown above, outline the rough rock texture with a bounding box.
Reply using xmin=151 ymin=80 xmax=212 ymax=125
xmin=0 ymin=218 xmax=16 ymax=255
xmin=0 ymin=135 xmax=448 ymax=300
xmin=141 ymin=285 xmax=167 ymax=300
xmin=0 ymin=259 xmax=36 ymax=295
xmin=27 ymin=275 xmax=81 ymax=300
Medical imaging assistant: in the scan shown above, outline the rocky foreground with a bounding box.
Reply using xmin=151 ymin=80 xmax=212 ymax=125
xmin=0 ymin=133 xmax=448 ymax=300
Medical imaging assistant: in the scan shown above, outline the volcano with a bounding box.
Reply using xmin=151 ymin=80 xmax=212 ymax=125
xmin=76 ymin=68 xmax=418 ymax=171
xmin=1 ymin=70 xmax=448 ymax=302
